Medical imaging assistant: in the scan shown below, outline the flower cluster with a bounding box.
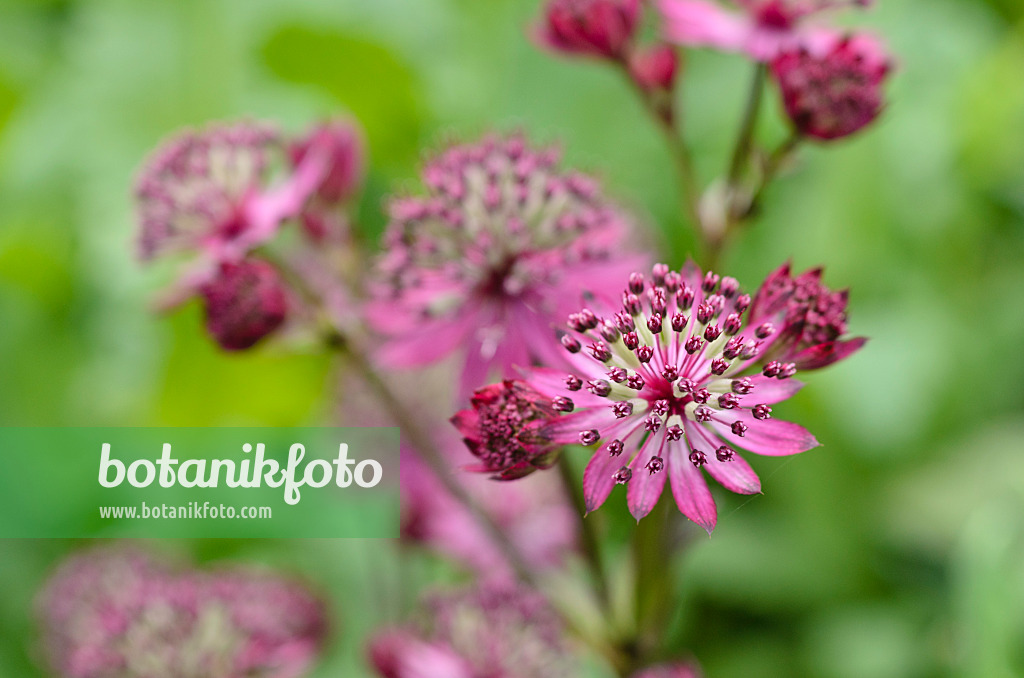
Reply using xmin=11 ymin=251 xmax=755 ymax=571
xmin=536 ymin=0 xmax=680 ymax=113
xmin=37 ymin=546 xmax=326 ymax=678
xmin=369 ymin=584 xmax=572 ymax=678
xmin=367 ymin=134 xmax=645 ymax=398
xmin=134 ymin=118 xmax=364 ymax=349
xmin=507 ymin=262 xmax=837 ymax=532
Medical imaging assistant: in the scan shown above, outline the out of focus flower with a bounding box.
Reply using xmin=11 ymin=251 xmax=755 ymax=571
xmin=632 ymin=661 xmax=703 ymax=678
xmin=289 ymin=119 xmax=365 ymax=242
xmin=367 ymin=134 xmax=644 ymax=398
xmin=37 ymin=546 xmax=326 ymax=678
xmin=748 ymin=261 xmax=866 ymax=369
xmin=657 ymin=0 xmax=871 ymax=61
xmin=400 ymin=439 xmax=577 ymax=580
xmin=628 ymin=44 xmax=681 ymax=94
xmin=523 ymin=262 xmax=826 ymax=531
xmin=451 ymin=380 xmax=571 ymax=479
xmin=536 ymin=0 xmax=642 ymax=60
xmin=368 ymin=584 xmax=572 ymax=678
xmin=198 ymin=258 xmax=289 ymax=350
xmin=770 ymin=33 xmax=890 ymax=140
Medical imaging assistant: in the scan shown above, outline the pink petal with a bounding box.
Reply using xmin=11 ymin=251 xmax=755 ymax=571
xmin=458 ymin=338 xmax=496 ymax=404
xmin=449 ymin=409 xmax=481 ymax=442
xmin=583 ymin=446 xmax=627 ymax=514
xmin=710 ymin=408 xmax=819 ymax=456
xmin=667 ymin=441 xmax=717 ymax=533
xmin=375 ymin=313 xmax=476 ymax=367
xmin=686 ymin=421 xmax=761 ymax=495
xmin=740 ymin=375 xmax=804 ymax=404
xmin=791 ymin=337 xmax=867 ymax=370
xmin=657 ymin=0 xmax=750 ymax=52
xmin=520 ymin=367 xmax=608 ymax=407
xmin=626 ymin=432 xmax=669 ymax=520
xmin=546 ymin=408 xmax=616 ymax=445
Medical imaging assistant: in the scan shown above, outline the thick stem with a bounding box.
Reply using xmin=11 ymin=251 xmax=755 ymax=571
xmin=632 ymin=492 xmax=675 ymax=662
xmin=726 ymin=63 xmax=767 ymax=186
xmin=557 ymin=454 xmax=610 ymax=610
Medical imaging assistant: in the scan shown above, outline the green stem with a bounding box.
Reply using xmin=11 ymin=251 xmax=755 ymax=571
xmin=726 ymin=63 xmax=766 ymax=187
xmin=631 ymin=492 xmax=675 ymax=666
xmin=557 ymin=454 xmax=610 ymax=611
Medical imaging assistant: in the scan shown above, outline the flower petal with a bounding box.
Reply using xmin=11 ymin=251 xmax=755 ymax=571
xmin=686 ymin=421 xmax=761 ymax=495
xmin=582 ymin=445 xmax=626 ymax=514
xmin=667 ymin=441 xmax=717 ymax=533
xmin=791 ymin=337 xmax=867 ymax=371
xmin=658 ymin=0 xmax=750 ymax=53
xmin=740 ymin=375 xmax=804 ymax=405
xmin=627 ymin=432 xmax=669 ymax=521
xmin=710 ymin=408 xmax=820 ymax=456
xmin=520 ymin=367 xmax=608 ymax=408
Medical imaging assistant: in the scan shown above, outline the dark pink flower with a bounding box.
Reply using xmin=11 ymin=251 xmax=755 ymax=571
xmin=451 ymin=380 xmax=568 ymax=479
xmin=628 ymin=44 xmax=681 ymax=94
xmin=368 ymin=584 xmax=571 ymax=678
xmin=522 ymin=262 xmax=826 ymax=532
xmin=289 ymin=119 xmax=365 ymax=241
xmin=198 ymin=258 xmax=288 ymax=350
xmin=37 ymin=546 xmax=326 ymax=678
xmin=771 ymin=32 xmax=891 ymax=140
xmin=400 ymin=439 xmax=577 ymax=580
xmin=537 ymin=0 xmax=643 ymax=60
xmin=367 ymin=134 xmax=645 ymax=399
xmin=748 ymin=261 xmax=866 ymax=369
xmin=658 ymin=0 xmax=871 ymax=61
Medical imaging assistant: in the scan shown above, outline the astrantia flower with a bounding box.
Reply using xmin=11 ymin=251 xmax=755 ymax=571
xmin=523 ymin=262 xmax=824 ymax=532
xmin=748 ymin=261 xmax=866 ymax=369
xmin=770 ymin=33 xmax=891 ymax=141
xmin=451 ymin=380 xmax=567 ymax=479
xmin=368 ymin=584 xmax=572 ymax=678
xmin=289 ymin=119 xmax=365 ymax=241
xmin=401 ymin=441 xmax=578 ymax=580
xmin=537 ymin=0 xmax=643 ymax=60
xmin=199 ymin=258 xmax=289 ymax=350
xmin=368 ymin=134 xmax=644 ymax=398
xmin=37 ymin=546 xmax=326 ymax=678
xmin=657 ymin=0 xmax=871 ymax=61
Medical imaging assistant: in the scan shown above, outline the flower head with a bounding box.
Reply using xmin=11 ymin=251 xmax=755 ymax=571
xmin=37 ymin=546 xmax=326 ymax=678
xmin=658 ymin=0 xmax=872 ymax=60
xmin=199 ymin=258 xmax=288 ymax=350
xmin=135 ymin=121 xmax=282 ymax=261
xmin=451 ymin=380 xmax=566 ymax=479
xmin=368 ymin=134 xmax=644 ymax=398
xmin=628 ymin=44 xmax=681 ymax=95
xmin=771 ymin=33 xmax=891 ymax=140
xmin=523 ymin=262 xmax=828 ymax=532
xmin=537 ymin=0 xmax=643 ymax=60
xmin=289 ymin=119 xmax=365 ymax=241
xmin=748 ymin=261 xmax=867 ymax=368
xmin=368 ymin=584 xmax=571 ymax=678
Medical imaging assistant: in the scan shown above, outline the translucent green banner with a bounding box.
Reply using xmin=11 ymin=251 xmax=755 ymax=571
xmin=0 ymin=427 xmax=399 ymax=538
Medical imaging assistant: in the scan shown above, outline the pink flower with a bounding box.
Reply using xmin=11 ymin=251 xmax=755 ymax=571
xmin=536 ymin=0 xmax=643 ymax=60
xmin=37 ymin=546 xmax=326 ymax=678
xmin=628 ymin=44 xmax=681 ymax=94
xmin=289 ymin=119 xmax=365 ymax=241
xmin=657 ymin=0 xmax=871 ymax=61
xmin=748 ymin=261 xmax=867 ymax=369
xmin=135 ymin=121 xmax=322 ymax=263
xmin=450 ymin=380 xmax=566 ymax=479
xmin=199 ymin=258 xmax=289 ymax=350
xmin=770 ymin=32 xmax=891 ymax=140
xmin=522 ymin=262 xmax=826 ymax=532
xmin=400 ymin=439 xmax=577 ymax=580
xmin=367 ymin=134 xmax=645 ymax=399
xmin=368 ymin=584 xmax=571 ymax=678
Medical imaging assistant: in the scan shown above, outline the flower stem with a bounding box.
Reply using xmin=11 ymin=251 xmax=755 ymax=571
xmin=557 ymin=454 xmax=610 ymax=611
xmin=329 ymin=332 xmax=541 ymax=586
xmin=632 ymin=492 xmax=675 ymax=661
xmin=726 ymin=63 xmax=767 ymax=187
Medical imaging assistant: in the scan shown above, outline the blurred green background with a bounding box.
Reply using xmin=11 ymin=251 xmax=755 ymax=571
xmin=0 ymin=0 xmax=1023 ymax=676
